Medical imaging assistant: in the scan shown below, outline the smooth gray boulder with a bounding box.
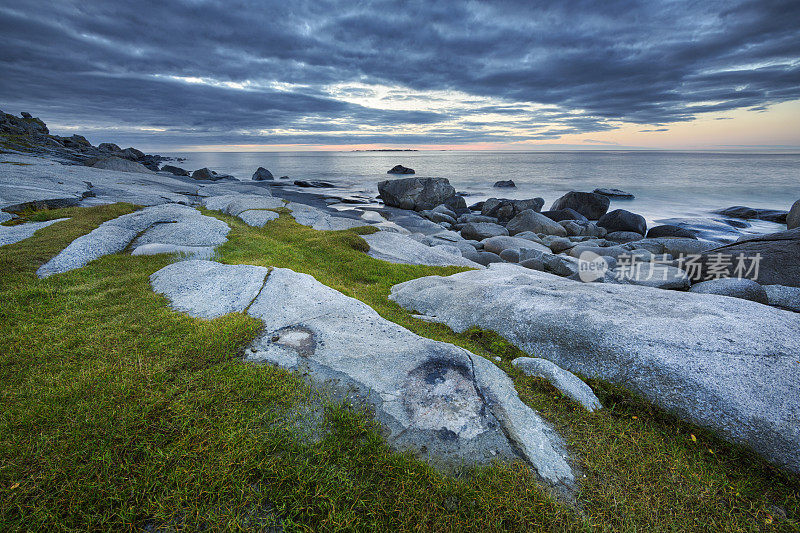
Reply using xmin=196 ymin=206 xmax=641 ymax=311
xmin=787 ymin=200 xmax=800 ymax=230
xmin=461 ymin=222 xmax=508 ymax=241
xmin=550 ymin=191 xmax=610 ymax=220
xmin=37 ymin=204 xmax=229 ymax=278
xmin=506 ymin=210 xmax=568 ymax=237
xmin=513 ymin=357 xmax=602 ymax=412
xmin=252 ymin=167 xmax=274 ymax=181
xmin=362 ymin=231 xmax=482 ymax=268
xmin=131 ymin=243 xmax=216 ymax=260
xmin=0 ymin=218 xmax=69 ymax=247
xmin=603 ymin=231 xmax=644 ymax=243
xmin=151 ymin=261 xmax=574 ymax=485
xmin=689 ymin=278 xmax=769 ymax=304
xmin=598 ymin=209 xmax=647 ymax=235
xmin=378 ymin=177 xmax=455 ymax=211
xmin=540 ymin=209 xmax=588 ymax=223
xmin=765 ymin=285 xmax=800 ymax=312
xmin=202 ymin=194 xmax=284 ymax=227
xmin=88 ymin=156 xmax=155 ymax=174
xmin=238 ymin=210 xmax=280 ymax=228
xmin=390 ymin=264 xmax=800 ymax=474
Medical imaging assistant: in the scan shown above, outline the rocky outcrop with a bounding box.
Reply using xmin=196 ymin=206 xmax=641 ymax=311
xmin=493 ymin=180 xmax=515 ymax=188
xmin=151 ymin=261 xmax=574 ymax=485
xmin=593 ymin=188 xmax=634 ymax=199
xmin=715 ymin=206 xmax=788 ymax=224
xmin=689 ymin=228 xmax=800 ymax=287
xmin=390 ymin=264 xmax=800 ymax=474
xmin=0 ymin=218 xmax=69 ymax=247
xmin=191 ymin=167 xmax=229 ymax=181
xmin=550 ymin=191 xmax=610 ymax=220
xmin=387 ymin=164 xmax=415 ymax=174
xmin=378 ymin=177 xmax=456 ymax=211
xmin=37 ymin=204 xmax=229 ymax=278
xmin=87 ymin=156 xmax=154 ymax=174
xmin=252 ymin=167 xmax=274 ymax=181
xmin=161 ymin=165 xmax=190 ymax=176
xmin=362 ymin=231 xmax=482 ymax=268
xmin=481 ymin=198 xmax=545 ymax=222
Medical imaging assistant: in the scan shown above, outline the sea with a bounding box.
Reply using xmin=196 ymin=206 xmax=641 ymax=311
xmin=163 ymin=150 xmax=800 ymax=234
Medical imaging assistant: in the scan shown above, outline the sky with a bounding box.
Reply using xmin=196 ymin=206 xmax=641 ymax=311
xmin=0 ymin=0 xmax=798 ymax=151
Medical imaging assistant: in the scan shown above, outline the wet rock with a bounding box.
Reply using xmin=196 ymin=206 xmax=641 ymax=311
xmin=252 ymin=167 xmax=274 ymax=181
xmin=294 ymin=180 xmax=335 ymax=188
xmin=493 ymin=180 xmax=516 ymax=188
xmin=593 ymin=187 xmax=634 ymax=199
xmin=387 ymin=164 xmax=415 ymax=174
xmin=646 ymin=224 xmax=697 ymax=239
xmin=597 ymin=209 xmax=647 ymax=235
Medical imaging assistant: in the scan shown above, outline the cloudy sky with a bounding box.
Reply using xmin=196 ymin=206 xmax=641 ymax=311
xmin=1 ymin=0 xmax=798 ymax=150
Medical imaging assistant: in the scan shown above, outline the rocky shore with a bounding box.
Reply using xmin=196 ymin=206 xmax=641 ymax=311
xmin=2 ymin=113 xmax=799 ymax=485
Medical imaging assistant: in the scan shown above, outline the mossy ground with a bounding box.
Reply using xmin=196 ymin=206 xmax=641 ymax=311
xmin=0 ymin=204 xmax=797 ymax=531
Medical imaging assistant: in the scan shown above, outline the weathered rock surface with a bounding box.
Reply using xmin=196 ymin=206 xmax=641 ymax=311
xmin=286 ymin=202 xmax=370 ymax=231
xmin=689 ymin=228 xmax=800 ymax=287
xmin=506 ymin=210 xmax=568 ymax=237
xmin=550 ymin=191 xmax=610 ymax=220
xmin=362 ymin=231 xmax=482 ymax=268
xmin=378 ymin=178 xmax=455 ymax=211
xmin=689 ymin=278 xmax=769 ymax=304
xmin=37 ymin=204 xmax=229 ymax=277
xmin=593 ymin=188 xmax=634 ymax=199
xmin=482 ymin=236 xmax=550 ymax=256
xmin=202 ymin=193 xmax=284 ymax=227
xmin=151 ymin=261 xmax=574 ymax=484
xmin=612 ymin=262 xmax=690 ymax=290
xmin=765 ymin=285 xmax=800 ymax=312
xmin=390 ymin=263 xmax=800 ymax=473
xmin=0 ymin=218 xmax=69 ymax=247
xmin=512 ymin=357 xmax=602 ymax=412
xmin=88 ymin=156 xmax=155 ymax=174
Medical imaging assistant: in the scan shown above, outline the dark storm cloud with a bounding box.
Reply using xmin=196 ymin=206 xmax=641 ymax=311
xmin=0 ymin=0 xmax=797 ymax=146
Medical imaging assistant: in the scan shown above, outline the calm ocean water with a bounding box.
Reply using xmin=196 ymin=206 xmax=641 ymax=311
xmin=165 ymin=150 xmax=800 ymax=232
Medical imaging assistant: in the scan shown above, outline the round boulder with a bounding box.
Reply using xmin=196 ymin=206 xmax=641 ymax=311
xmin=506 ymin=209 xmax=568 ymax=237
xmin=541 ymin=208 xmax=588 ymax=223
xmin=387 ymin=165 xmax=415 ymax=174
xmin=461 ymin=222 xmax=509 ymax=241
xmin=689 ymin=278 xmax=769 ymax=304
xmin=597 ymin=209 xmax=646 ymax=235
xmin=550 ymin=191 xmax=610 ymax=220
xmin=493 ymin=180 xmax=516 ymax=188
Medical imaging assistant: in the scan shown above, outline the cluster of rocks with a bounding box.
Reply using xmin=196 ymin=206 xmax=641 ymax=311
xmin=374 ymin=177 xmax=800 ymax=308
xmin=1 ymin=110 xmax=170 ymax=170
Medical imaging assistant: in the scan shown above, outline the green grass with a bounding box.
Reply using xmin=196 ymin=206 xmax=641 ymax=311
xmin=0 ymin=204 xmax=797 ymax=531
